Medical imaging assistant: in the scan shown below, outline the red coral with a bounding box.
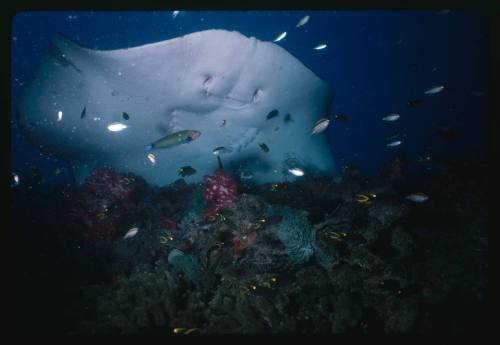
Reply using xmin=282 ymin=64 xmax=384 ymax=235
xmin=232 ymin=231 xmax=257 ymax=259
xmin=202 ymin=169 xmax=238 ymax=219
xmin=66 ymin=168 xmax=138 ymax=247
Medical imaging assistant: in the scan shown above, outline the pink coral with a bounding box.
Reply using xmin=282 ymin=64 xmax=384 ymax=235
xmin=202 ymin=169 xmax=238 ymax=219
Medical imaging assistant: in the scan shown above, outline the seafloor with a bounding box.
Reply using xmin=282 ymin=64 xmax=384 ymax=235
xmin=12 ymin=157 xmax=489 ymax=335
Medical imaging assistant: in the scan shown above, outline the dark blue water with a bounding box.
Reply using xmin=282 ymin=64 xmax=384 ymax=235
xmin=11 ymin=10 xmax=489 ymax=189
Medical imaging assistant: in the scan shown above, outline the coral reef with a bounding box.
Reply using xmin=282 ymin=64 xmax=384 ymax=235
xmin=16 ymin=158 xmax=488 ymax=335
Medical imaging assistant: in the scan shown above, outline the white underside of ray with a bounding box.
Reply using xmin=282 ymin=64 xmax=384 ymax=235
xmin=18 ymin=29 xmax=338 ymax=186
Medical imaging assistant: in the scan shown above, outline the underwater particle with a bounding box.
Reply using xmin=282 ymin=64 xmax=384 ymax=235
xmin=80 ymin=105 xmax=86 ymax=119
xmin=123 ymin=227 xmax=139 ymax=239
xmin=122 ymin=112 xmax=130 ymax=120
xmin=405 ymin=192 xmax=429 ymax=202
xmin=436 ymin=126 xmax=456 ymax=140
xmin=314 ymin=44 xmax=327 ymax=50
xmin=386 ymin=140 xmax=402 ymax=147
xmin=288 ymin=167 xmax=305 ymax=176
xmin=296 ymin=15 xmax=310 ymax=28
xmin=471 ymin=91 xmax=485 ymax=97
xmin=172 ymin=11 xmax=180 ymax=19
xmin=407 ymin=99 xmax=423 ymax=108
xmin=93 ymin=117 xmax=101 ymax=121
xmin=311 ymin=118 xmax=330 ymax=134
xmin=212 ymin=146 xmax=233 ymax=155
xmin=424 ymin=85 xmax=445 ymax=94
xmin=382 ymin=113 xmax=400 ymax=121
xmin=266 ymin=109 xmax=279 ymax=120
xmin=333 ymin=114 xmax=347 ymax=122
xmin=107 ymin=122 xmax=127 ymax=132
xmin=258 ymin=142 xmax=270 ymax=153
xmin=178 ymin=166 xmax=197 ymax=177
xmin=273 ymin=31 xmax=287 ymax=42
xmin=57 ymin=110 xmax=63 ymax=122
xmin=147 ymin=153 xmax=156 ymax=165
xmin=145 ymin=130 xmax=201 ymax=150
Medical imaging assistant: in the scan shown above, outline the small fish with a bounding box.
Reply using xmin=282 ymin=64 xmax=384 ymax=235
xmin=386 ymin=133 xmax=400 ymax=141
xmin=220 ymin=119 xmax=227 ymax=127
xmin=80 ymin=106 xmax=86 ymax=119
xmin=471 ymin=91 xmax=485 ymax=97
xmin=405 ymin=192 xmax=429 ymax=203
xmin=122 ymin=112 xmax=130 ymax=120
xmin=417 ymin=154 xmax=432 ymax=163
xmin=314 ymin=44 xmax=327 ymax=50
xmin=123 ymin=227 xmax=139 ymax=239
xmin=288 ymin=168 xmax=305 ymax=176
xmin=107 ymin=122 xmax=127 ymax=132
xmin=240 ymin=171 xmax=254 ymax=180
xmin=386 ymin=140 xmax=402 ymax=147
xmin=266 ymin=109 xmax=279 ymax=120
xmin=53 ymin=167 xmax=63 ymax=176
xmin=258 ymin=142 xmax=270 ymax=153
xmin=178 ymin=166 xmax=197 ymax=177
xmin=274 ymin=126 xmax=280 ymax=131
xmin=11 ymin=173 xmax=20 ymax=187
xmin=424 ymin=85 xmax=445 ymax=95
xmin=382 ymin=113 xmax=400 ymax=122
xmin=333 ymin=114 xmax=347 ymax=122
xmin=408 ymin=63 xmax=417 ymax=71
xmin=273 ymin=31 xmax=287 ymax=42
xmin=296 ymin=15 xmax=310 ymax=28
xmin=270 ymin=183 xmax=279 ymax=192
xmin=172 ymin=11 xmax=180 ymax=19
xmin=147 ymin=153 xmax=156 ymax=165
xmin=145 ymin=130 xmax=201 ymax=150
xmin=311 ymin=118 xmax=330 ymax=134
xmin=407 ymin=99 xmax=423 ymax=108
xmin=212 ymin=146 xmax=233 ymax=155
xmin=283 ymin=113 xmax=293 ymax=124
xmin=355 ymin=194 xmax=370 ymax=203
xmin=57 ymin=110 xmax=63 ymax=122
xmin=173 ymin=327 xmax=198 ymax=335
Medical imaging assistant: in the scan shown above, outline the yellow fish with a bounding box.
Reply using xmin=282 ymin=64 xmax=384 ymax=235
xmin=173 ymin=327 xmax=199 ymax=335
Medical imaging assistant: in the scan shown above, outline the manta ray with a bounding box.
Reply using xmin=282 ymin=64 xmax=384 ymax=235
xmin=18 ymin=29 xmax=338 ymax=186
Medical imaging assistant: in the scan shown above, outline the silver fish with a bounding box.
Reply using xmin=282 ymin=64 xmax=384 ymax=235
xmin=288 ymin=168 xmax=305 ymax=176
xmin=273 ymin=31 xmax=287 ymax=42
xmin=382 ymin=113 xmax=400 ymax=121
xmin=424 ymin=85 xmax=444 ymax=94
xmin=123 ymin=227 xmax=139 ymax=239
xmin=314 ymin=44 xmax=327 ymax=50
xmin=311 ymin=118 xmax=330 ymax=134
xmin=296 ymin=15 xmax=310 ymax=28
xmin=212 ymin=146 xmax=233 ymax=155
xmin=386 ymin=140 xmax=402 ymax=147
xmin=405 ymin=193 xmax=429 ymax=202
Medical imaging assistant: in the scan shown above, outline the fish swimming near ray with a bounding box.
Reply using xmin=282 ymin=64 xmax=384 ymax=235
xmin=145 ymin=130 xmax=201 ymax=150
xmin=17 ymin=30 xmax=339 ymax=186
